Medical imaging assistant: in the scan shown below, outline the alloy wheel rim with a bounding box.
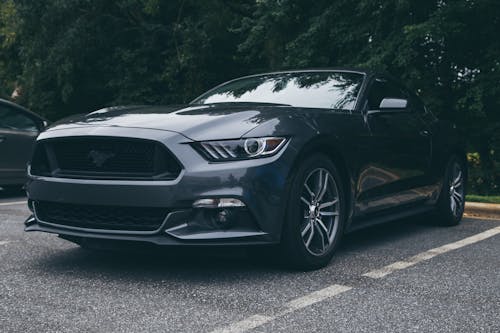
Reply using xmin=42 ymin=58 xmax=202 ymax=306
xmin=449 ymin=163 xmax=464 ymax=217
xmin=300 ymin=168 xmax=340 ymax=256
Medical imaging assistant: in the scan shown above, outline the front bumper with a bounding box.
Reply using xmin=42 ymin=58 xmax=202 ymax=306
xmin=25 ymin=126 xmax=296 ymax=245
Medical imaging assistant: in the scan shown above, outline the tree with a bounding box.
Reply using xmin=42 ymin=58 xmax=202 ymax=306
xmin=0 ymin=0 xmax=498 ymax=193
xmin=237 ymin=0 xmax=500 ymax=193
xmin=4 ymin=0 xmax=251 ymax=119
xmin=0 ymin=0 xmax=20 ymax=99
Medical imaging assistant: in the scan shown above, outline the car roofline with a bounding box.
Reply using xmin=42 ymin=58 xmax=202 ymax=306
xmin=227 ymin=68 xmax=369 ymax=81
xmin=0 ymin=98 xmax=48 ymax=122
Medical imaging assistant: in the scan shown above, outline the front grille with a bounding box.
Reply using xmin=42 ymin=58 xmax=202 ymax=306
xmin=30 ymin=137 xmax=181 ymax=180
xmin=35 ymin=201 xmax=168 ymax=232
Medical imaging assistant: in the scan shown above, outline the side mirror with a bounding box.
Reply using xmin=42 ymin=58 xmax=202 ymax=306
xmin=367 ymin=98 xmax=408 ymax=116
xmin=379 ymin=98 xmax=408 ymax=110
xmin=36 ymin=120 xmax=49 ymax=133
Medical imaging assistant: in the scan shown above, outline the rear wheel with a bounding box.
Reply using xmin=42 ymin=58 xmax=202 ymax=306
xmin=435 ymin=156 xmax=466 ymax=226
xmin=281 ymin=154 xmax=346 ymax=270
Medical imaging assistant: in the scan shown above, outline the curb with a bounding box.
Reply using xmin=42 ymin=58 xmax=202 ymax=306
xmin=464 ymin=202 xmax=500 ymax=219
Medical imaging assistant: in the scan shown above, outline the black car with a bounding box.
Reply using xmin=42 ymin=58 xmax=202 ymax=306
xmin=0 ymin=99 xmax=47 ymax=189
xmin=24 ymin=69 xmax=466 ymax=269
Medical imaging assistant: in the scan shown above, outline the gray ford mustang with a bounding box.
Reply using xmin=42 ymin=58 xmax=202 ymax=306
xmin=25 ymin=69 xmax=466 ymax=269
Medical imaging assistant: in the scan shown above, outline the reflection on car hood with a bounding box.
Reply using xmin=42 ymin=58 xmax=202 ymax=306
xmin=45 ymin=103 xmax=293 ymax=141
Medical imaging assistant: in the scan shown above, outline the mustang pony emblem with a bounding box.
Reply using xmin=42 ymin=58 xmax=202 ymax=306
xmin=87 ymin=150 xmax=115 ymax=167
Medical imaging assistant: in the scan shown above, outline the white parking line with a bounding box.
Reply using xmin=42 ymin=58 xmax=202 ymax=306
xmin=0 ymin=241 xmax=12 ymax=246
xmin=211 ymin=284 xmax=352 ymax=333
xmin=0 ymin=201 xmax=26 ymax=207
xmin=213 ymin=315 xmax=273 ymax=333
xmin=213 ymin=225 xmax=500 ymax=332
xmin=363 ymin=225 xmax=500 ymax=279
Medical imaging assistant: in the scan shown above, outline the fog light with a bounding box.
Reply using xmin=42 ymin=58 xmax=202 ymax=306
xmin=193 ymin=198 xmax=245 ymax=209
xmin=214 ymin=209 xmax=232 ymax=229
xmin=217 ymin=209 xmax=229 ymax=223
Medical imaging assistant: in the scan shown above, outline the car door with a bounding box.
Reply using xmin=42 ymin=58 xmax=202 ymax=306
xmin=0 ymin=104 xmax=40 ymax=185
xmin=356 ymin=77 xmax=433 ymax=214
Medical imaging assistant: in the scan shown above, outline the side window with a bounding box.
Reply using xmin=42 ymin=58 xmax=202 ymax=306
xmin=367 ymin=78 xmax=406 ymax=110
xmin=0 ymin=105 xmax=38 ymax=132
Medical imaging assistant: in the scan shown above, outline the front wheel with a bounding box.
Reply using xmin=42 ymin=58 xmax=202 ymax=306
xmin=281 ymin=154 xmax=346 ymax=270
xmin=435 ymin=156 xmax=466 ymax=226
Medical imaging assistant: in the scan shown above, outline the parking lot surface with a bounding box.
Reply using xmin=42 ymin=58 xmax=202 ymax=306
xmin=1 ymin=191 xmax=499 ymax=333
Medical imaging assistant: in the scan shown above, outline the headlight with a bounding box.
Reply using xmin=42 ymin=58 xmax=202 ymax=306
xmin=193 ymin=137 xmax=288 ymax=161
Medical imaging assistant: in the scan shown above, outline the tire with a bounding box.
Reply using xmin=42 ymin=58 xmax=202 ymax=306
xmin=281 ymin=154 xmax=346 ymax=270
xmin=434 ymin=155 xmax=466 ymax=226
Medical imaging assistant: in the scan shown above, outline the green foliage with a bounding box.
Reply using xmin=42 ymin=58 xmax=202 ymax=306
xmin=1 ymin=0 xmax=252 ymax=118
xmin=466 ymin=195 xmax=500 ymax=204
xmin=0 ymin=0 xmax=499 ymax=194
xmin=0 ymin=0 xmax=19 ymax=98
xmin=467 ymin=151 xmax=500 ymax=195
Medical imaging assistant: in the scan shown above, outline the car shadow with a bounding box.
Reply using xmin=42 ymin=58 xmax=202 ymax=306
xmin=340 ymin=214 xmax=439 ymax=252
xmin=30 ymin=215 xmax=440 ymax=281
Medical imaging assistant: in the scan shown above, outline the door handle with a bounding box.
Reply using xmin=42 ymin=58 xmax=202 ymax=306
xmin=0 ymin=136 xmax=5 ymax=143
xmin=419 ymin=130 xmax=430 ymax=137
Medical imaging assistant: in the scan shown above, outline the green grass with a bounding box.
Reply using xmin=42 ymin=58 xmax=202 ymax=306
xmin=466 ymin=195 xmax=500 ymax=204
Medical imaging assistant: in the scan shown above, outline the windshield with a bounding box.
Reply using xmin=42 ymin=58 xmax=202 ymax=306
xmin=192 ymin=71 xmax=364 ymax=110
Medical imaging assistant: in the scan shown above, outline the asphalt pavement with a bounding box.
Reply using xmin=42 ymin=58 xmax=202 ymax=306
xmin=1 ymin=189 xmax=499 ymax=333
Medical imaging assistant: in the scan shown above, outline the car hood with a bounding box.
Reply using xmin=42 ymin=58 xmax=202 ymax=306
xmin=46 ymin=103 xmax=293 ymax=141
